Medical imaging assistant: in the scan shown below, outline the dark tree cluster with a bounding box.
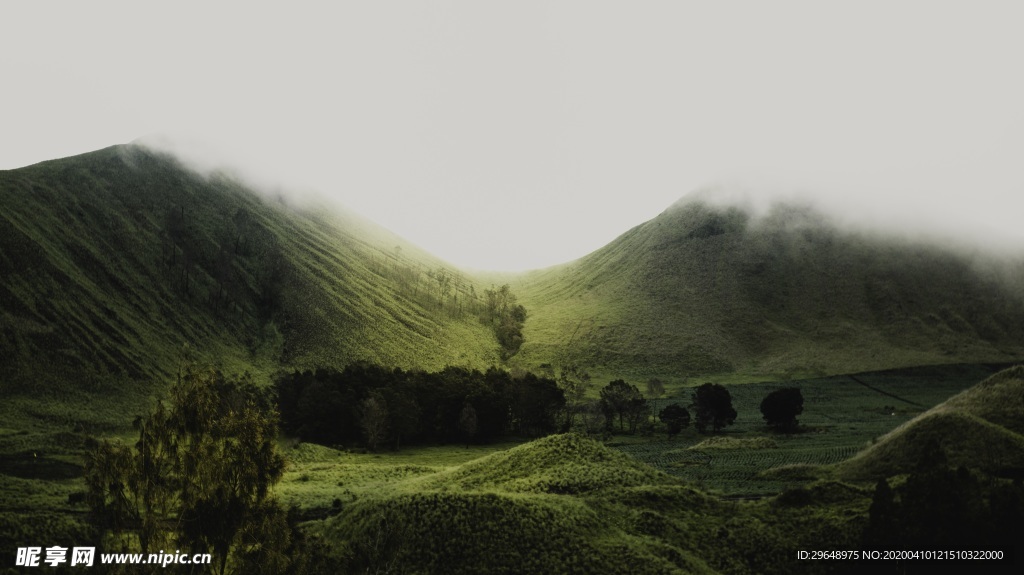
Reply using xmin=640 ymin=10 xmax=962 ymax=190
xmin=658 ymin=403 xmax=690 ymax=439
xmin=598 ymin=380 xmax=650 ymax=433
xmin=760 ymin=387 xmax=803 ymax=432
xmin=865 ymin=442 xmax=1024 ymax=554
xmin=482 ymin=284 xmax=527 ymax=358
xmin=275 ymin=363 xmax=565 ymax=450
xmin=692 ymin=383 xmax=737 ymax=434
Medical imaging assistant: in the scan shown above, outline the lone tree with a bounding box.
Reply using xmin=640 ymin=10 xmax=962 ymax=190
xmin=760 ymin=387 xmax=803 ymax=432
xmin=84 ymin=366 xmax=294 ymax=575
xmin=658 ymin=403 xmax=690 ymax=439
xmin=691 ymin=383 xmax=737 ymax=433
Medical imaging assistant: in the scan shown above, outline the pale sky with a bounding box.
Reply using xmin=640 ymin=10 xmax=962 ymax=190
xmin=3 ymin=2 xmax=1023 ymax=270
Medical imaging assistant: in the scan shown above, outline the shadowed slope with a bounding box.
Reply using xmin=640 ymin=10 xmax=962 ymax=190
xmin=0 ymin=145 xmax=499 ymax=403
xmin=516 ymin=197 xmax=1024 ymax=380
xmin=837 ymin=365 xmax=1024 ymax=480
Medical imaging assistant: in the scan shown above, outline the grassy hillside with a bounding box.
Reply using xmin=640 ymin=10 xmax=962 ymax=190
xmin=0 ymin=144 xmax=500 ymax=433
xmin=837 ymin=366 xmax=1024 ymax=480
xmin=514 ymin=197 xmax=1024 ymax=381
xmin=305 ymin=434 xmax=865 ymax=575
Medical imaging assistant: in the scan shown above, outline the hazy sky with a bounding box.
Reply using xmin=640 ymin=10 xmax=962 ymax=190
xmin=3 ymin=2 xmax=1023 ymax=270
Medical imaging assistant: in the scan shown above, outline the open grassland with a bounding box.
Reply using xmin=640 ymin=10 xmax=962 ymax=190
xmin=610 ymin=363 xmax=1013 ymax=494
xmin=296 ymin=434 xmax=869 ymax=575
xmin=4 ymin=363 xmax=1022 ymax=573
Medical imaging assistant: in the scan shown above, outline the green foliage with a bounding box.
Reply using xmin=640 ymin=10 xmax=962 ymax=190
xmin=837 ymin=365 xmax=1024 ymax=480
xmin=83 ymin=366 xmax=293 ymax=574
xmin=275 ymin=363 xmax=565 ymax=448
xmin=599 ymin=379 xmax=647 ymax=433
xmin=864 ymin=450 xmax=1024 ymax=552
xmin=358 ymin=391 xmax=389 ymax=452
xmin=482 ymin=284 xmax=528 ymax=359
xmin=458 ymin=402 xmax=478 ymax=446
xmin=658 ymin=403 xmax=690 ymax=439
xmin=760 ymin=387 xmax=803 ymax=432
xmin=692 ymin=383 xmax=737 ymax=434
xmin=557 ymin=364 xmax=592 ymax=430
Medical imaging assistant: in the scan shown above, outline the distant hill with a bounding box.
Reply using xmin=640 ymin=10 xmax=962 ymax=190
xmin=836 ymin=365 xmax=1024 ymax=480
xmin=0 ymin=144 xmax=501 ymax=403
xmin=514 ymin=196 xmax=1024 ymax=380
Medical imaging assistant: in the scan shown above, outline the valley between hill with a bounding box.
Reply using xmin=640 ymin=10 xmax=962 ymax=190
xmin=2 ymin=144 xmax=1023 ymax=573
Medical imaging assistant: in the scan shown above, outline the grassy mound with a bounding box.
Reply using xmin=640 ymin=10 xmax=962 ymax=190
xmin=320 ymin=490 xmax=714 ymax=575
xmin=688 ymin=436 xmax=778 ymax=450
xmin=837 ymin=365 xmax=1024 ymax=480
xmin=837 ymin=411 xmax=1024 ymax=480
xmin=417 ymin=433 xmax=680 ymax=494
xmin=942 ymin=364 xmax=1024 ymax=434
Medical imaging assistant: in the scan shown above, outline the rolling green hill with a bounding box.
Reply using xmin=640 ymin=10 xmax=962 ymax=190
xmin=837 ymin=365 xmax=1024 ymax=480
xmin=0 ymin=144 xmax=501 ymax=433
xmin=514 ymin=197 xmax=1024 ymax=381
xmin=312 ymin=434 xmax=865 ymax=575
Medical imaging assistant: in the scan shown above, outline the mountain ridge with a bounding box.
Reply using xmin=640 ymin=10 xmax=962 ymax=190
xmin=3 ymin=143 xmax=1023 ymax=404
xmin=513 ymin=196 xmax=1024 ymax=380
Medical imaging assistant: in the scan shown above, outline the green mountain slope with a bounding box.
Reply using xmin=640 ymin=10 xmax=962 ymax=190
xmin=837 ymin=365 xmax=1024 ymax=480
xmin=0 ymin=144 xmax=500 ymax=408
xmin=515 ymin=197 xmax=1024 ymax=380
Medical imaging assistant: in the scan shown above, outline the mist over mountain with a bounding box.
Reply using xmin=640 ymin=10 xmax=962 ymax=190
xmin=0 ymin=144 xmax=500 ymax=400
xmin=3 ymin=143 xmax=1023 ymax=400
xmin=515 ymin=192 xmax=1024 ymax=380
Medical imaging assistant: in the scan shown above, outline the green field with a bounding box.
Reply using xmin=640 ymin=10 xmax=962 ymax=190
xmin=3 ymin=363 xmax=1022 ymax=573
xmin=610 ymin=363 xmax=1014 ymax=494
xmin=3 ymin=146 xmax=1024 ymax=572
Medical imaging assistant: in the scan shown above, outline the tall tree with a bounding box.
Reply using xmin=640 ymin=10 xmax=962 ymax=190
xmin=558 ymin=365 xmax=591 ymax=430
xmin=84 ymin=366 xmax=292 ymax=575
xmin=691 ymin=383 xmax=737 ymax=433
xmin=599 ymin=380 xmax=644 ymax=433
xmin=458 ymin=402 xmax=478 ymax=447
xmin=359 ymin=391 xmax=390 ymax=452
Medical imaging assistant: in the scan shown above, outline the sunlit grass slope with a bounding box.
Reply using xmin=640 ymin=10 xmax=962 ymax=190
xmin=415 ymin=432 xmax=678 ymax=493
xmin=309 ymin=434 xmax=867 ymax=574
xmin=515 ymin=197 xmax=1024 ymax=380
xmin=0 ymin=144 xmax=499 ymax=426
xmin=837 ymin=365 xmax=1024 ymax=480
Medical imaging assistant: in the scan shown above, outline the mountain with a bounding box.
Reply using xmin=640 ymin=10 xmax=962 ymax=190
xmin=4 ymin=143 xmax=1024 ymax=413
xmin=0 ymin=144 xmax=500 ymax=412
xmin=514 ymin=196 xmax=1024 ymax=381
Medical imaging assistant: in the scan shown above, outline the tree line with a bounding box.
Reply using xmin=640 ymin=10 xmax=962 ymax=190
xmin=274 ymin=363 xmax=565 ymax=450
xmin=578 ymin=377 xmax=805 ymax=439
